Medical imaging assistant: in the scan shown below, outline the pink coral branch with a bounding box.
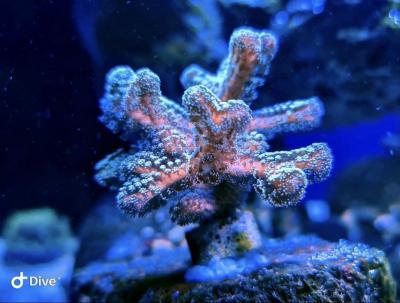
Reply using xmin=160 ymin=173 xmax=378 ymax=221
xmin=248 ymin=97 xmax=324 ymax=137
xmin=219 ymin=29 xmax=277 ymax=102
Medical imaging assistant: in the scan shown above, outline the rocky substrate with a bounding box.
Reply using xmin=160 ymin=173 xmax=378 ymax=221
xmin=71 ymin=236 xmax=396 ymax=303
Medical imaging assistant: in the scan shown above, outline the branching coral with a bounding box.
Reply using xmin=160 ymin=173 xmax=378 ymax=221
xmin=95 ymin=27 xmax=332 ymax=263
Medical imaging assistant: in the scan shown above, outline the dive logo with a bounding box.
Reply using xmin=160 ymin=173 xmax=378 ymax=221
xmin=11 ymin=272 xmax=60 ymax=289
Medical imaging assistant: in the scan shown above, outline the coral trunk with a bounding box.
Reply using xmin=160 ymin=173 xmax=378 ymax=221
xmin=186 ymin=209 xmax=261 ymax=264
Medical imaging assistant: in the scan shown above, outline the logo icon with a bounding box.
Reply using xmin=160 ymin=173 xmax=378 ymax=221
xmin=10 ymin=272 xmax=60 ymax=289
xmin=11 ymin=272 xmax=28 ymax=289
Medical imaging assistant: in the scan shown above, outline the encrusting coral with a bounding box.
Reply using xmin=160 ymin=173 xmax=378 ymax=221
xmin=95 ymin=27 xmax=333 ymax=263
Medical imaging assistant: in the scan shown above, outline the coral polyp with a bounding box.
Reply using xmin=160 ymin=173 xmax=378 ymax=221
xmin=96 ymin=27 xmax=333 ymax=262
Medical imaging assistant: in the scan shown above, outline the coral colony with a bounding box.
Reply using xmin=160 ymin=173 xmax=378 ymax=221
xmin=95 ymin=27 xmax=333 ymax=266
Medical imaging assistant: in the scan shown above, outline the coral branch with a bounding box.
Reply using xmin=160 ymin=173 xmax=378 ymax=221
xmin=94 ymin=148 xmax=130 ymax=190
xmin=99 ymin=66 xmax=136 ymax=138
xmin=219 ymin=28 xmax=277 ymax=102
xmin=181 ymin=28 xmax=277 ymax=104
xmin=116 ymin=151 xmax=190 ymax=216
xmin=125 ymin=68 xmax=187 ymax=129
xmin=170 ymin=187 xmax=217 ymax=225
xmin=255 ymin=143 xmax=332 ymax=183
xmin=226 ymin=143 xmax=332 ymax=206
xmin=179 ymin=64 xmax=220 ymax=95
xmin=100 ymin=66 xmax=194 ymax=151
xmin=182 ymin=85 xmax=251 ymax=136
xmin=255 ymin=143 xmax=332 ymax=206
xmin=248 ymin=97 xmax=324 ymax=137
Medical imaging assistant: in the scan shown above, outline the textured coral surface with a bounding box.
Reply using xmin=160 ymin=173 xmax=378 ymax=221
xmin=95 ymin=27 xmax=333 ymax=228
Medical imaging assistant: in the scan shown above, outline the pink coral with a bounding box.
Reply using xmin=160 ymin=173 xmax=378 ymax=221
xmin=96 ymin=27 xmax=332 ymax=226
